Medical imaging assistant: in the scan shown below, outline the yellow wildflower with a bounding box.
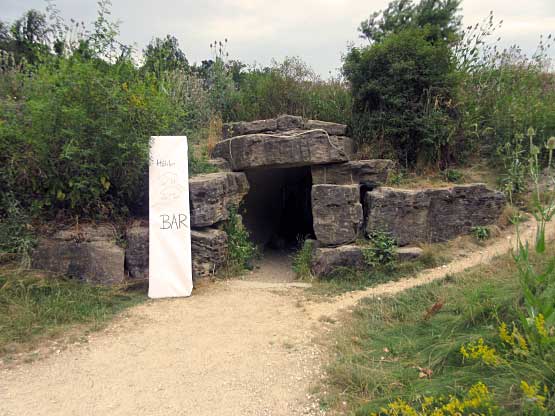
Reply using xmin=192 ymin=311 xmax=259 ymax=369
xmin=460 ymin=338 xmax=502 ymax=366
xmin=535 ymin=314 xmax=548 ymax=338
xmin=516 ymin=331 xmax=529 ymax=352
xmin=521 ymin=380 xmax=547 ymax=410
xmin=499 ymin=322 xmax=513 ymax=346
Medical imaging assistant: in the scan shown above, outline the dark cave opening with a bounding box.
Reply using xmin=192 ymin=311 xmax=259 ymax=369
xmin=240 ymin=166 xmax=315 ymax=251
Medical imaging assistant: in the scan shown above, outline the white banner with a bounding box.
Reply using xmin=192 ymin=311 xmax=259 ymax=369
xmin=148 ymin=136 xmax=193 ymax=298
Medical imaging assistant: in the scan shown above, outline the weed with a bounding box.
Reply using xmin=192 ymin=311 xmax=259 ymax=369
xmin=471 ymin=226 xmax=490 ymax=241
xmin=362 ymin=231 xmax=397 ymax=267
xmin=222 ymin=207 xmax=258 ymax=275
xmin=292 ymin=238 xmax=314 ymax=281
xmin=442 ymin=168 xmax=464 ymax=183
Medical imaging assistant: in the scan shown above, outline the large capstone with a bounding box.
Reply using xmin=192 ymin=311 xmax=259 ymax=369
xmin=31 ymin=224 xmax=125 ymax=285
xmin=311 ymin=159 xmax=394 ymax=185
xmin=124 ymin=223 xmax=228 ymax=279
xmin=365 ymin=184 xmax=506 ymax=245
xmin=221 ymin=115 xmax=347 ymax=139
xmin=312 ymin=184 xmax=363 ymax=246
xmin=212 ymin=129 xmax=354 ymax=171
xmin=189 ymin=172 xmax=249 ymax=227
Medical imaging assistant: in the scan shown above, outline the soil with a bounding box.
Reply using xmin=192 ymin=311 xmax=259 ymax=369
xmin=0 ymin=219 xmax=550 ymax=416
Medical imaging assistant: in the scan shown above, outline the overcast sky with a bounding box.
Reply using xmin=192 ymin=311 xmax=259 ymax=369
xmin=3 ymin=0 xmax=555 ymax=77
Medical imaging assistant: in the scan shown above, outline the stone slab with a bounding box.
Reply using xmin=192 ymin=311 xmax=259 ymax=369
xmin=212 ymin=130 xmax=353 ymax=171
xmin=189 ymin=172 xmax=249 ymax=227
xmin=312 ymin=184 xmax=363 ymax=246
xmin=311 ymin=159 xmax=394 ymax=185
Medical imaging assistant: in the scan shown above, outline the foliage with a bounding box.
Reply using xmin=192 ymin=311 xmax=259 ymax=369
xmin=0 ymin=268 xmax=145 ymax=354
xmin=362 ymin=231 xmax=398 ymax=267
xmin=0 ymin=193 xmax=35 ymax=264
xmin=142 ymin=35 xmax=188 ymax=76
xmin=508 ymin=141 xmax=555 ymax=361
xmin=222 ymin=207 xmax=258 ymax=274
xmin=344 ymin=26 xmax=458 ymax=167
xmin=455 ymin=13 xmax=555 ymax=170
xmin=1 ymin=9 xmax=50 ymax=65
xmin=321 ymin=132 xmax=555 ymax=415
xmin=471 ymin=226 xmax=490 ymax=241
xmin=160 ymin=69 xmax=213 ymax=133
xmin=442 ymin=168 xmax=463 ymax=183
xmin=371 ymin=382 xmax=499 ymax=416
xmin=359 ymin=0 xmax=462 ymax=44
xmin=233 ymin=57 xmax=352 ymax=124
xmin=0 ymin=56 xmax=185 ymax=217
xmin=292 ymin=239 xmax=314 ymax=280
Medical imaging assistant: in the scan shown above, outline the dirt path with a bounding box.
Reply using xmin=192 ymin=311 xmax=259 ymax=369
xmin=0 ymin=220 xmax=550 ymax=416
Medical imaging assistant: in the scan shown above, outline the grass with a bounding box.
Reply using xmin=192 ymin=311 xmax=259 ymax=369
xmin=0 ymin=265 xmax=146 ymax=360
xmin=292 ymin=239 xmax=315 ymax=281
xmin=319 ymin=248 xmax=555 ymax=415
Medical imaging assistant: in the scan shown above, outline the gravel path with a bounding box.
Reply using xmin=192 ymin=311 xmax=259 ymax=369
xmin=1 ymin=219 xmax=549 ymax=416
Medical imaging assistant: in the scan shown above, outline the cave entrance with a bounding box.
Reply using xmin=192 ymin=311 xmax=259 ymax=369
xmin=241 ymin=166 xmax=314 ymax=252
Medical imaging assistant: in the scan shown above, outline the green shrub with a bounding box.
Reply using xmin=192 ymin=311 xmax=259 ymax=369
xmin=362 ymin=231 xmax=397 ymax=267
xmin=0 ymin=193 xmax=35 ymax=264
xmin=455 ymin=14 xmax=555 ymax=168
xmin=471 ymin=226 xmax=490 ymax=241
xmin=442 ymin=168 xmax=464 ymax=183
xmin=344 ymin=26 xmax=458 ymax=167
xmin=233 ymin=57 xmax=352 ymax=124
xmin=0 ymin=56 xmax=185 ymax=218
xmin=292 ymin=238 xmax=314 ymax=280
xmin=223 ymin=207 xmax=258 ymax=274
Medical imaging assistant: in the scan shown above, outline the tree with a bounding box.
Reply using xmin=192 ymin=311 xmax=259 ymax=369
xmin=142 ymin=35 xmax=188 ymax=75
xmin=345 ymin=0 xmax=462 ymax=167
xmin=359 ymin=0 xmax=461 ymax=44
xmin=0 ymin=10 xmax=51 ymax=64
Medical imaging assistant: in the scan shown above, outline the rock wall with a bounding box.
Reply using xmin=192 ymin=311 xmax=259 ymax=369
xmin=124 ymin=221 xmax=229 ymax=280
xmin=365 ymin=184 xmax=506 ymax=246
xmin=32 ymin=224 xmax=125 ymax=285
xmin=311 ymin=159 xmax=393 ymax=185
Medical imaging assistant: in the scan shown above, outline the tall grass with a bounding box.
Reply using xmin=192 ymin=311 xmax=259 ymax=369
xmin=322 ymin=252 xmax=554 ymax=414
xmin=0 ymin=268 xmax=145 ymax=355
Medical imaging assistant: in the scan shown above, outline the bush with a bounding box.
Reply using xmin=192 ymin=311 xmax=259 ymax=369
xmin=222 ymin=207 xmax=258 ymax=274
xmin=233 ymin=57 xmax=352 ymax=124
xmin=0 ymin=193 xmax=35 ymax=263
xmin=362 ymin=231 xmax=397 ymax=267
xmin=0 ymin=56 xmax=186 ymax=218
xmin=471 ymin=225 xmax=490 ymax=241
xmin=344 ymin=27 xmax=458 ymax=167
